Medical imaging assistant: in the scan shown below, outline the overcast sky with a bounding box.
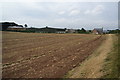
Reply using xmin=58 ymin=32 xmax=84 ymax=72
xmin=0 ymin=1 xmax=119 ymax=30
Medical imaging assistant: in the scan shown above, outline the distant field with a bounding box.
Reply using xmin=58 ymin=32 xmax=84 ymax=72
xmin=2 ymin=31 xmax=105 ymax=78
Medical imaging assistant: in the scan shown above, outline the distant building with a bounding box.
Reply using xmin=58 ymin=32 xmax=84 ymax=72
xmin=92 ymin=28 xmax=103 ymax=34
xmin=26 ymin=27 xmax=38 ymax=32
xmin=103 ymin=30 xmax=110 ymax=34
xmin=36 ymin=26 xmax=67 ymax=33
xmin=66 ymin=29 xmax=76 ymax=33
xmin=7 ymin=25 xmax=26 ymax=31
xmin=0 ymin=22 xmax=24 ymax=31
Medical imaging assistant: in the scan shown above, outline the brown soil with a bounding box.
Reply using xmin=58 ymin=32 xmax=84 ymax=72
xmin=65 ymin=34 xmax=113 ymax=78
xmin=2 ymin=32 xmax=105 ymax=78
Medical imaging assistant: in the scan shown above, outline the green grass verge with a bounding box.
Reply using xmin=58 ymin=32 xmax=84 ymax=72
xmin=118 ymin=34 xmax=120 ymax=78
xmin=102 ymin=34 xmax=119 ymax=78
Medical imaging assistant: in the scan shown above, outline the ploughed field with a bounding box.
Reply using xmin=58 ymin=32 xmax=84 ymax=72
xmin=2 ymin=31 xmax=105 ymax=78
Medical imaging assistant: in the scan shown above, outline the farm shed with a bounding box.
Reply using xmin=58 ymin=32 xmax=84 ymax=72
xmin=66 ymin=29 xmax=76 ymax=33
xmin=26 ymin=27 xmax=38 ymax=32
xmin=0 ymin=22 xmax=23 ymax=31
xmin=36 ymin=26 xmax=67 ymax=33
xmin=92 ymin=28 xmax=103 ymax=34
xmin=7 ymin=26 xmax=26 ymax=31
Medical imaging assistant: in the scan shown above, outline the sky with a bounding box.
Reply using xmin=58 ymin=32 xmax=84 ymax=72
xmin=0 ymin=0 xmax=119 ymax=30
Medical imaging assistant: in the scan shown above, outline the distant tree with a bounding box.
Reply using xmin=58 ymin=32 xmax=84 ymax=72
xmin=76 ymin=28 xmax=88 ymax=34
xmin=88 ymin=30 xmax=92 ymax=32
xmin=64 ymin=28 xmax=67 ymax=30
xmin=30 ymin=27 xmax=35 ymax=28
xmin=81 ymin=28 xmax=86 ymax=32
xmin=109 ymin=29 xmax=120 ymax=34
xmin=76 ymin=29 xmax=81 ymax=33
xmin=25 ymin=24 xmax=28 ymax=28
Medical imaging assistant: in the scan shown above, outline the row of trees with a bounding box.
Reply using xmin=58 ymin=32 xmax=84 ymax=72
xmin=2 ymin=22 xmax=119 ymax=34
xmin=21 ymin=25 xmax=120 ymax=34
xmin=108 ymin=29 xmax=120 ymax=34
xmin=76 ymin=28 xmax=120 ymax=34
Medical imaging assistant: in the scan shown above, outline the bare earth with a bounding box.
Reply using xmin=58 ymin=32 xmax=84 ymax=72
xmin=65 ymin=34 xmax=114 ymax=78
xmin=2 ymin=32 xmax=105 ymax=78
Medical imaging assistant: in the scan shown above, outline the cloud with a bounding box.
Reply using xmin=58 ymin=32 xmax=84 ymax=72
xmin=55 ymin=18 xmax=66 ymax=22
xmin=0 ymin=0 xmax=119 ymax=2
xmin=1 ymin=2 xmax=117 ymax=30
xmin=84 ymin=5 xmax=104 ymax=15
xmin=58 ymin=11 xmax=65 ymax=15
xmin=92 ymin=5 xmax=104 ymax=14
xmin=69 ymin=10 xmax=80 ymax=16
xmin=84 ymin=10 xmax=91 ymax=14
